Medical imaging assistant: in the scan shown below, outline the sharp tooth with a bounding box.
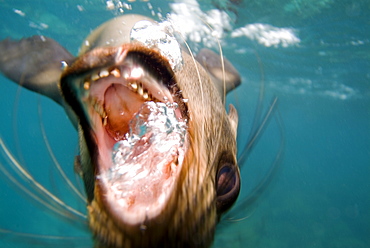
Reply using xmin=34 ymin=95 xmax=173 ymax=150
xmin=103 ymin=117 xmax=107 ymax=126
xmin=130 ymin=82 xmax=138 ymax=90
xmin=110 ymin=68 xmax=120 ymax=78
xmin=143 ymin=91 xmax=149 ymax=100
xmin=83 ymin=81 xmax=90 ymax=90
xmin=91 ymin=73 xmax=99 ymax=81
xmin=138 ymin=85 xmax=143 ymax=95
xmin=99 ymin=69 xmax=109 ymax=78
xmin=123 ymin=71 xmax=130 ymax=79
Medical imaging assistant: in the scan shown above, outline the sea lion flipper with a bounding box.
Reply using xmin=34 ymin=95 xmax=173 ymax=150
xmin=0 ymin=35 xmax=75 ymax=105
xmin=195 ymin=48 xmax=241 ymax=98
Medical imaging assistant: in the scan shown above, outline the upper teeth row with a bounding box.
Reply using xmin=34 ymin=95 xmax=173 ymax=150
xmin=129 ymin=82 xmax=151 ymax=100
xmin=83 ymin=67 xmax=153 ymax=101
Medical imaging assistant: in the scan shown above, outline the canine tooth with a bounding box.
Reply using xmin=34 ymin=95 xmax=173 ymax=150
xmin=103 ymin=117 xmax=107 ymax=126
xmin=99 ymin=69 xmax=109 ymax=78
xmin=110 ymin=68 xmax=120 ymax=78
xmin=138 ymin=85 xmax=143 ymax=95
xmin=143 ymin=91 xmax=149 ymax=99
xmin=91 ymin=73 xmax=100 ymax=81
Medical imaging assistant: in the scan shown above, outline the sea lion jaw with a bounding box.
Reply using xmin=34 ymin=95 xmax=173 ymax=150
xmin=61 ymin=43 xmax=189 ymax=229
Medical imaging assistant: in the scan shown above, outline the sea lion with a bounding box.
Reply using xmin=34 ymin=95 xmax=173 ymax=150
xmin=0 ymin=14 xmax=241 ymax=247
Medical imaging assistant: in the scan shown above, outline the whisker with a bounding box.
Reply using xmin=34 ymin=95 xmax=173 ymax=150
xmin=0 ymin=137 xmax=87 ymax=221
xmin=225 ymin=107 xmax=285 ymax=219
xmin=238 ymin=96 xmax=279 ymax=167
xmin=37 ymin=97 xmax=87 ymax=203
xmin=197 ymin=17 xmax=230 ymax=188
xmin=0 ymin=160 xmax=76 ymax=219
xmin=189 ymin=14 xmax=227 ymax=182
xmin=206 ymin=34 xmax=284 ymax=224
xmin=179 ymin=33 xmax=208 ymax=188
xmin=182 ymin=39 xmax=205 ymax=106
xmin=201 ymin=20 xmax=227 ymax=104
xmin=3 ymin=84 xmax=83 ymax=219
xmin=246 ymin=50 xmax=266 ymax=143
xmin=12 ymin=84 xmax=26 ymax=166
xmin=224 ymin=208 xmax=255 ymax=222
xmin=183 ymin=12 xmax=285 ymax=232
xmin=0 ymin=228 xmax=89 ymax=240
xmin=0 ymin=228 xmax=91 ymax=247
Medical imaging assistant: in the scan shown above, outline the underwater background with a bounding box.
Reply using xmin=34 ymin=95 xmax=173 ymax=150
xmin=0 ymin=0 xmax=369 ymax=247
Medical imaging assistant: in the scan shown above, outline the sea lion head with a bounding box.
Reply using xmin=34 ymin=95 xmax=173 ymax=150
xmin=60 ymin=15 xmax=240 ymax=247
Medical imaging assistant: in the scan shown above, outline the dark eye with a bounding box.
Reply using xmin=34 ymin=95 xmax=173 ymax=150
xmin=216 ymin=163 xmax=240 ymax=214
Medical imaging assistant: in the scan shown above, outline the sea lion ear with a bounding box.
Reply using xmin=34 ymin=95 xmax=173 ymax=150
xmin=195 ymin=48 xmax=241 ymax=98
xmin=228 ymin=104 xmax=238 ymax=138
xmin=0 ymin=35 xmax=75 ymax=105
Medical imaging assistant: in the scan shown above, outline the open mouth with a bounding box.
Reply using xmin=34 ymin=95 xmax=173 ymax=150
xmin=61 ymin=44 xmax=188 ymax=225
xmin=83 ymin=62 xmax=182 ymax=150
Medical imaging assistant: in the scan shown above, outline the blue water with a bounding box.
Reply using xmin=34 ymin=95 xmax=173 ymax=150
xmin=0 ymin=0 xmax=369 ymax=247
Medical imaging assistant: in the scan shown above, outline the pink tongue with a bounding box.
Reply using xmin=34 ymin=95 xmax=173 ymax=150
xmin=104 ymin=84 xmax=145 ymax=140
